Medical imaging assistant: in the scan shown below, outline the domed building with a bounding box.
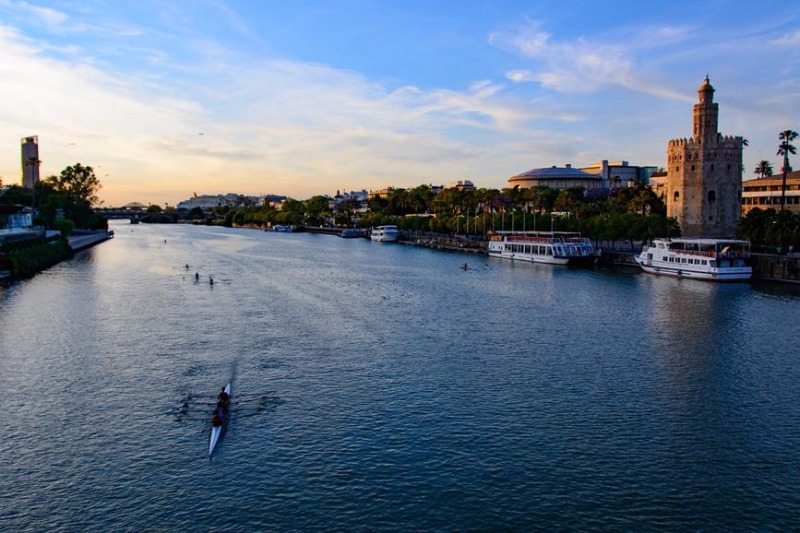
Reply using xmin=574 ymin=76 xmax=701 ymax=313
xmin=508 ymin=164 xmax=601 ymax=189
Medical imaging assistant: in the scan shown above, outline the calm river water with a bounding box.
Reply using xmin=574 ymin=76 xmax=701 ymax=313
xmin=1 ymin=220 xmax=799 ymax=531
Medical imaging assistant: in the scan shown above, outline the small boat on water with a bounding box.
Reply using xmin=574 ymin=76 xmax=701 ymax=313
xmin=209 ymin=383 xmax=231 ymax=456
xmin=340 ymin=228 xmax=363 ymax=238
xmin=487 ymin=231 xmax=596 ymax=266
xmin=636 ymin=238 xmax=752 ymax=281
xmin=370 ymin=225 xmax=399 ymax=242
xmin=266 ymin=224 xmax=292 ymax=232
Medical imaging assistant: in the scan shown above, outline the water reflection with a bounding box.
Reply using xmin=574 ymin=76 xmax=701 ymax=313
xmin=1 ymin=221 xmax=799 ymax=531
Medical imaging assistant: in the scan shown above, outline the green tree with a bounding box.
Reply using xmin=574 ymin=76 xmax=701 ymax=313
xmin=777 ymin=129 xmax=798 ymax=211
xmin=44 ymin=163 xmax=103 ymax=226
xmin=0 ymin=184 xmax=33 ymax=206
xmin=766 ymin=210 xmax=800 ymax=250
xmin=754 ymin=160 xmax=774 ymax=179
xmin=304 ymin=195 xmax=331 ymax=225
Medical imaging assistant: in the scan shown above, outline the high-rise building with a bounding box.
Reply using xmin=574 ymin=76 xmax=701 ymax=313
xmin=21 ymin=135 xmax=40 ymax=189
xmin=665 ymin=78 xmax=744 ymax=238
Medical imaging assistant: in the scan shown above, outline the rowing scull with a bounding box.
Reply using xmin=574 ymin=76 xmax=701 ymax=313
xmin=208 ymin=382 xmax=231 ymax=456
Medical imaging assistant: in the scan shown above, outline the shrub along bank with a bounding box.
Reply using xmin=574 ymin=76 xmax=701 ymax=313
xmin=1 ymin=237 xmax=73 ymax=279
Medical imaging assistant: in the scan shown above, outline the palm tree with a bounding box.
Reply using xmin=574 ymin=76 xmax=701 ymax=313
xmin=754 ymin=160 xmax=773 ymax=179
xmin=777 ymin=129 xmax=798 ymax=210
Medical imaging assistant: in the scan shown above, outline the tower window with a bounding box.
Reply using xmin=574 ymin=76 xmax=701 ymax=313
xmin=673 ymin=191 xmax=680 ymax=201
xmin=708 ymin=190 xmax=716 ymax=203
xmin=691 ymin=165 xmax=695 ymax=171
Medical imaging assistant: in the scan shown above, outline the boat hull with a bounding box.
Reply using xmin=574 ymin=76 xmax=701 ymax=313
xmin=637 ymin=261 xmax=751 ymax=281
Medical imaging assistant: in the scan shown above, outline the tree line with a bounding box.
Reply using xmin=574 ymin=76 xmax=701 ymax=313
xmin=1 ymin=163 xmax=106 ymax=233
xmin=222 ymin=181 xmax=681 ymax=249
xmin=744 ymin=129 xmax=800 ymax=251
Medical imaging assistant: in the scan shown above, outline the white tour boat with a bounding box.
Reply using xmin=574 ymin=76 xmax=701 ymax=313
xmin=487 ymin=231 xmax=597 ymax=266
xmin=370 ymin=225 xmax=399 ymax=242
xmin=635 ymin=238 xmax=752 ymax=281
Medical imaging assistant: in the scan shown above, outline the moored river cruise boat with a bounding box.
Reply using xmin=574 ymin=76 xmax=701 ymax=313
xmin=635 ymin=238 xmax=752 ymax=281
xmin=370 ymin=225 xmax=399 ymax=242
xmin=487 ymin=231 xmax=597 ymax=266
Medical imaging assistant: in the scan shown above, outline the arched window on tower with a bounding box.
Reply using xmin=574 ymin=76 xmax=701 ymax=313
xmin=708 ymin=190 xmax=716 ymax=203
xmin=674 ymin=191 xmax=680 ymax=202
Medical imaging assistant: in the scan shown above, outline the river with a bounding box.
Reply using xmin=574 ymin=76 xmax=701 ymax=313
xmin=1 ymin=220 xmax=799 ymax=531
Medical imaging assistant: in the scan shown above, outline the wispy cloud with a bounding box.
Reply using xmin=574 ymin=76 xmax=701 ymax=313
xmin=17 ymin=1 xmax=68 ymax=27
xmin=772 ymin=28 xmax=800 ymax=45
xmin=489 ymin=20 xmax=634 ymax=93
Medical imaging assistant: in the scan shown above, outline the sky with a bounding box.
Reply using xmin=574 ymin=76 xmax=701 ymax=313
xmin=0 ymin=0 xmax=799 ymax=207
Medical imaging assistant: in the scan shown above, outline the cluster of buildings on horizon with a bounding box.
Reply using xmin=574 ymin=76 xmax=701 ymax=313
xmin=4 ymin=78 xmax=799 ymax=238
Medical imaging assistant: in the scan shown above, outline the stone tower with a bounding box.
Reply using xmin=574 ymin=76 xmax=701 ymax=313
xmin=666 ymin=77 xmax=744 ymax=238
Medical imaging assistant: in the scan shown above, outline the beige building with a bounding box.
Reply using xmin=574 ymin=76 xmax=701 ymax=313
xmin=742 ymin=170 xmax=800 ymax=214
xmin=665 ymin=77 xmax=744 ymax=238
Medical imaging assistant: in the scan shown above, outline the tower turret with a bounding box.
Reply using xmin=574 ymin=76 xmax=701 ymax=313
xmin=693 ymin=76 xmax=718 ymax=143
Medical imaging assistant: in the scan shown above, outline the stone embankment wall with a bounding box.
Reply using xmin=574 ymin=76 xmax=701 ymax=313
xmin=751 ymin=254 xmax=800 ymax=284
xmin=68 ymin=230 xmax=115 ymax=252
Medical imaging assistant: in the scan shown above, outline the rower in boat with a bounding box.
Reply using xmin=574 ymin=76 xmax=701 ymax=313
xmin=218 ymin=386 xmax=230 ymax=402
xmin=212 ymin=409 xmax=225 ymax=427
xmin=194 ymin=272 xmax=199 ymax=281
xmin=209 ymin=275 xmax=214 ymax=285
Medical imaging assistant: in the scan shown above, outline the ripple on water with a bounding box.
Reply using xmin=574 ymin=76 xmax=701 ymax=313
xmin=1 ymin=223 xmax=800 ymax=531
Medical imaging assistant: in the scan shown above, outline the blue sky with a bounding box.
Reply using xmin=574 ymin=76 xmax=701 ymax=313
xmin=0 ymin=0 xmax=798 ymax=206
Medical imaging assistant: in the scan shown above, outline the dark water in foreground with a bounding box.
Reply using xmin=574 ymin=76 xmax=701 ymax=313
xmin=1 ymin=221 xmax=799 ymax=531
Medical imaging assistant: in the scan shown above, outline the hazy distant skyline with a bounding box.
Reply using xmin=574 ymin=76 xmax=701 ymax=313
xmin=1 ymin=0 xmax=798 ymax=207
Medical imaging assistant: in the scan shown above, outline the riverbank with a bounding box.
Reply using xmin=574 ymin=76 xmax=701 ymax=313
xmin=0 ymin=230 xmax=114 ymax=283
xmin=398 ymin=234 xmax=800 ymax=284
xmin=68 ymin=230 xmax=115 ymax=252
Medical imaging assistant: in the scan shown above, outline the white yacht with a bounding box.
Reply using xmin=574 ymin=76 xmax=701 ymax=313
xmin=487 ymin=231 xmax=597 ymax=266
xmin=370 ymin=225 xmax=399 ymax=242
xmin=636 ymin=238 xmax=751 ymax=281
xmin=265 ymin=224 xmax=291 ymax=232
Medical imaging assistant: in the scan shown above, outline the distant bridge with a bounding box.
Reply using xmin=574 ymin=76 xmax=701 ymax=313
xmin=95 ymin=208 xmax=179 ymax=223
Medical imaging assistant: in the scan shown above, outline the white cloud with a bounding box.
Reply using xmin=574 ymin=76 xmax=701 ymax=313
xmin=18 ymin=1 xmax=68 ymax=27
xmin=490 ymin=20 xmax=634 ymax=93
xmin=772 ymin=28 xmax=800 ymax=45
xmin=0 ymin=23 xmax=545 ymax=204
